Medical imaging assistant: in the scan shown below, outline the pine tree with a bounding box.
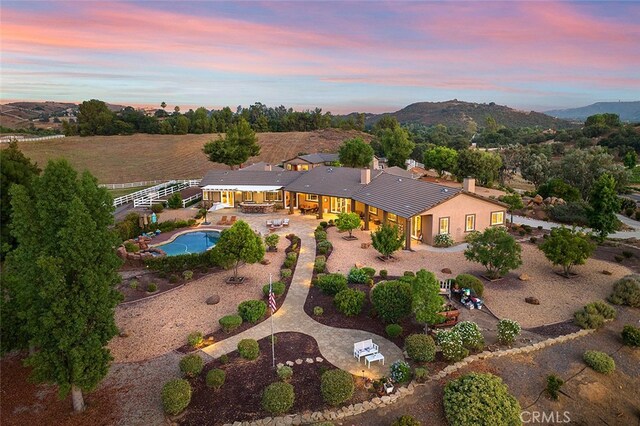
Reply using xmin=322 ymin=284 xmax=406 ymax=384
xmin=4 ymin=160 xmax=122 ymax=412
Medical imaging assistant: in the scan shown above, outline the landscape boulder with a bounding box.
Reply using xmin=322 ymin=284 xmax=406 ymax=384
xmin=518 ymin=273 xmax=531 ymax=281
xmin=532 ymin=194 xmax=543 ymax=204
xmin=116 ymin=246 xmax=128 ymax=260
xmin=441 ymin=268 xmax=452 ymax=274
xmin=206 ymin=294 xmax=221 ymax=305
xmin=525 ymin=297 xmax=540 ymax=305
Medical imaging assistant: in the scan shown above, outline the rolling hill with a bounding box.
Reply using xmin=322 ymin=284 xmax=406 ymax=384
xmin=2 ymin=129 xmax=370 ymax=184
xmin=545 ymin=101 xmax=640 ymax=122
xmin=357 ymin=100 xmax=575 ymax=129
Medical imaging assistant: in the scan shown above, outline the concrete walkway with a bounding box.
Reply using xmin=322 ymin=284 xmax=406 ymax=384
xmin=512 ymin=214 xmax=640 ymax=239
xmin=201 ymin=220 xmax=404 ymax=378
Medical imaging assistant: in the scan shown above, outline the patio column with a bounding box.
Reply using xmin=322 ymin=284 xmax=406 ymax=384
xmin=288 ymin=191 xmax=296 ymax=214
xmin=363 ymin=204 xmax=370 ymax=231
xmin=382 ymin=210 xmax=388 ymax=225
xmin=350 ymin=199 xmax=356 ymax=213
xmin=404 ymin=216 xmax=412 ymax=251
xmin=318 ymin=194 xmax=323 ymax=219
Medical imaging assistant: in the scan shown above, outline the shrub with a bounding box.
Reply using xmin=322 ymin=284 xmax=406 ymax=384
xmin=414 ymin=367 xmax=428 ymax=383
xmin=379 ymin=269 xmax=388 ymax=279
xmin=583 ymin=350 xmax=615 ymax=374
xmin=622 ymin=325 xmax=640 ymax=347
xmin=321 ymin=369 xmax=354 ymax=406
xmin=283 ymin=252 xmax=297 ymax=268
xmin=262 ymin=281 xmax=286 ymax=297
xmin=187 ymin=331 xmax=203 ymax=348
xmin=265 ymin=233 xmax=280 ymax=250
xmin=623 ymin=250 xmax=634 ymax=259
xmin=546 ymin=374 xmax=564 ymax=400
xmin=314 ymin=256 xmax=327 ymax=273
xmin=443 ymin=373 xmax=521 ymax=426
xmin=169 ymin=274 xmax=180 ymax=284
xmin=179 ymin=354 xmax=204 ymax=378
xmin=129 ymin=279 xmax=138 ymax=290
xmin=371 ymin=280 xmax=413 ymax=323
xmin=161 ymin=379 xmax=192 ymax=415
xmin=549 ymin=201 xmax=590 ymax=226
xmin=219 ymin=354 xmax=229 ymax=364
xmin=361 ymin=267 xmax=376 ymax=278
xmin=404 ymin=334 xmax=436 ymax=362
xmin=144 ymin=250 xmax=214 ymax=274
xmin=518 ymin=229 xmax=526 ymax=236
xmin=206 ymin=369 xmax=226 ymax=389
xmin=347 ymin=267 xmax=369 ymax=284
xmin=608 ymin=275 xmax=640 ymax=308
xmin=316 ymin=273 xmax=348 ymax=295
xmin=151 ymin=203 xmax=164 ymax=213
xmin=167 ymin=192 xmax=183 ymax=209
xmin=389 ymin=360 xmax=412 ymax=384
xmin=452 ymin=321 xmax=484 ymax=351
xmin=219 ymin=314 xmax=243 ymax=333
xmin=313 ymin=306 xmax=324 ymax=316
xmin=238 ymin=339 xmax=260 ymax=360
xmin=238 ymin=300 xmax=267 ymax=323
xmin=434 ymin=233 xmax=454 ymax=247
xmin=529 ymin=237 xmax=537 ymax=244
xmin=464 ymin=227 xmax=522 ymax=279
xmin=124 ymin=241 xmax=139 ymax=253
xmin=392 ymin=415 xmax=421 ymax=426
xmin=574 ymin=301 xmax=616 ymax=329
xmin=146 ymin=283 xmax=157 ymax=292
xmin=436 ymin=330 xmax=469 ymax=362
xmin=334 ymin=288 xmax=365 ymax=316
xmin=280 ymin=268 xmax=292 ymax=279
xmin=454 ymin=274 xmax=484 ymax=297
xmin=385 ymin=324 xmax=403 ymax=338
xmin=496 ymin=319 xmax=521 ymax=345
xmin=319 ymin=221 xmax=328 ymax=228
xmin=317 ymin=240 xmax=333 ymax=255
xmin=182 ymin=270 xmax=193 ymax=280
xmin=314 ymin=229 xmax=327 ymax=241
xmin=403 ymin=271 xmax=415 ymax=277
xmin=277 ymin=365 xmax=293 ymax=381
xmin=262 ymin=382 xmax=294 ymax=414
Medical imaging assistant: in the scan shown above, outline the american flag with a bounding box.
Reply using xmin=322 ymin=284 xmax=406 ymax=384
xmin=268 ymin=284 xmax=277 ymax=313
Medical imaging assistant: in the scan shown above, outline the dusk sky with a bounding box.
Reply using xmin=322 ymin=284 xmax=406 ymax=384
xmin=2 ymin=1 xmax=639 ymax=114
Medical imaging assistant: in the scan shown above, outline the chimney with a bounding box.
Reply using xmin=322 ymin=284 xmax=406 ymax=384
xmin=463 ymin=178 xmax=475 ymax=193
xmin=370 ymin=157 xmax=379 ymax=170
xmin=264 ymin=164 xmax=272 ymax=171
xmin=360 ymin=168 xmax=371 ymax=185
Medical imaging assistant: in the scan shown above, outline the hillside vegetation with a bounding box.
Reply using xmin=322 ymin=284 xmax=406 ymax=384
xmin=2 ymin=129 xmax=370 ymax=183
xmin=546 ymin=101 xmax=640 ymax=122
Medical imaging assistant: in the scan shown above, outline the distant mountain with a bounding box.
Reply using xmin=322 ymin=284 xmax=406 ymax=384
xmin=358 ymin=100 xmax=574 ymax=129
xmin=546 ymin=101 xmax=640 ymax=122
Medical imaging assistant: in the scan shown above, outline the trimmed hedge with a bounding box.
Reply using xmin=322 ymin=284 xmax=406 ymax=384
xmin=206 ymin=369 xmax=226 ymax=389
xmin=219 ymin=314 xmax=243 ymax=333
xmin=443 ymin=373 xmax=521 ymax=426
xmin=262 ymin=281 xmax=286 ymax=297
xmin=238 ymin=339 xmax=260 ymax=360
xmin=321 ymin=369 xmax=354 ymax=406
xmin=316 ymin=273 xmax=348 ymax=295
xmin=145 ymin=250 xmax=214 ymax=273
xmin=371 ymin=280 xmax=413 ymax=323
xmin=161 ymin=379 xmax=192 ymax=415
xmin=179 ymin=354 xmax=204 ymax=378
xmin=404 ymin=334 xmax=436 ymax=362
xmin=238 ymin=300 xmax=267 ymax=323
xmin=622 ymin=324 xmax=640 ymax=347
xmin=333 ymin=288 xmax=365 ymax=316
xmin=386 ymin=324 xmax=403 ymax=338
xmin=455 ymin=274 xmax=484 ymax=297
xmin=262 ymin=382 xmax=295 ymax=414
xmin=583 ymin=350 xmax=615 ymax=374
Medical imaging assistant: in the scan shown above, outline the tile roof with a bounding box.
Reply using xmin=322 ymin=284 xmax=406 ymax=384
xmin=239 ymin=162 xmax=284 ymax=172
xmin=284 ymin=166 xmax=365 ymax=198
xmin=200 ymin=170 xmax=301 ymax=187
xmin=382 ymin=166 xmax=415 ymax=179
xmin=296 ymin=153 xmax=339 ymax=164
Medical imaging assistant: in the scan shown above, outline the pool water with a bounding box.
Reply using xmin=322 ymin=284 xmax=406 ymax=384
xmin=157 ymin=231 xmax=220 ymax=256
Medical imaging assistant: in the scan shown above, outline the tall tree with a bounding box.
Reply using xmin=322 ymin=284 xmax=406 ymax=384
xmin=588 ymin=173 xmax=621 ymax=241
xmin=623 ymin=150 xmax=637 ymax=169
xmin=379 ymin=126 xmax=415 ymax=168
xmin=203 ymin=118 xmax=260 ymax=169
xmin=539 ymin=226 xmax=596 ymax=277
xmin=338 ymin=137 xmax=374 ymax=168
xmin=212 ymin=220 xmax=265 ymax=281
xmin=520 ymin=152 xmax=550 ymax=187
xmin=0 ymin=142 xmax=40 ymax=259
xmin=4 ymin=160 xmax=121 ymax=411
xmin=423 ymin=146 xmax=458 ymax=177
xmin=77 ymin=99 xmax=115 ymax=136
xmin=464 ymin=227 xmax=522 ymax=279
xmin=371 ymin=223 xmax=404 ymax=260
xmin=409 ymin=269 xmax=445 ymax=333
xmin=456 ymin=149 xmax=502 ymax=187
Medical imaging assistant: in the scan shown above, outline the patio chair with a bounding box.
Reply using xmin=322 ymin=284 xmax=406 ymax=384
xmin=266 ymin=219 xmax=273 ymax=227
xmin=217 ymin=215 xmax=228 ymax=225
xmin=228 ymin=216 xmax=237 ymax=225
xmin=272 ymin=219 xmax=283 ymax=228
xmin=283 ymin=218 xmax=290 ymax=227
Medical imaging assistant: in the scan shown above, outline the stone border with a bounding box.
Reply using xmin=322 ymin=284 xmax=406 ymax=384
xmin=149 ymin=227 xmax=222 ymax=248
xmin=221 ymin=328 xmax=595 ymax=426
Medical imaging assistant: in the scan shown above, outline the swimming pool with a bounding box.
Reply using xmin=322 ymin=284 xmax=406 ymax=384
xmin=156 ymin=231 xmax=220 ymax=256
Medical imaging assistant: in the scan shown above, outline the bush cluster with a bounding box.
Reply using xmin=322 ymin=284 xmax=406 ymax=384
xmin=608 ymin=275 xmax=640 ymax=308
xmin=385 ymin=324 xmax=403 ymax=338
xmin=379 ymin=269 xmax=388 ymax=279
xmin=317 ymin=240 xmax=333 ymax=255
xmin=187 ymin=331 xmax=203 ymax=348
xmin=455 ymin=274 xmax=484 ymax=297
xmin=179 ymin=354 xmax=204 ymax=377
xmin=436 ymin=330 xmax=469 ymax=362
xmin=238 ymin=300 xmax=267 ymax=323
xmin=371 ymin=280 xmax=413 ymax=323
xmin=206 ymin=369 xmax=226 ymax=389
xmin=583 ymin=350 xmax=615 ymax=374
xmin=238 ymin=339 xmax=260 ymax=360
xmin=283 ymin=252 xmax=297 ymax=269
xmin=124 ymin=241 xmax=139 ymax=253
xmin=316 ymin=273 xmax=348 ymax=295
xmin=622 ymin=324 xmax=640 ymax=347
xmin=347 ymin=267 xmax=369 ymax=284
xmin=219 ymin=314 xmax=243 ymax=333
xmin=262 ymin=382 xmax=295 ymax=414
xmin=161 ymin=379 xmax=192 ymax=415
xmin=496 ymin=319 xmax=521 ymax=345
xmin=277 ymin=365 xmax=293 ymax=381
xmin=574 ymin=301 xmax=617 ymax=329
xmin=314 ymin=229 xmax=327 ymax=241
xmin=156 ymin=218 xmax=197 ymax=233
xmin=280 ymin=268 xmax=292 ymax=279
xmin=390 ymin=360 xmax=412 ymax=383
xmin=434 ymin=233 xmax=454 ymax=248
xmin=314 ymin=256 xmax=327 ymax=273
xmin=452 ymin=321 xmax=484 ymax=351
xmin=414 ymin=367 xmax=428 ymax=383
xmin=146 ymin=283 xmax=157 ymax=292
xmin=321 ymin=369 xmax=354 ymax=406
xmin=334 ymin=288 xmax=365 ymax=316
xmin=404 ymin=334 xmax=436 ymax=362
xmin=392 ymin=415 xmax=422 ymax=426
xmin=549 ymin=201 xmax=590 ymax=227
xmin=262 ymin=281 xmax=286 ymax=297
xmin=145 ymin=250 xmax=214 ymax=273
xmin=361 ymin=267 xmax=376 ymax=278
xmin=443 ymin=373 xmax=521 ymax=426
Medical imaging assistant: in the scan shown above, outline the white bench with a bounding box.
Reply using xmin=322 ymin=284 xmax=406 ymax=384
xmin=365 ymin=352 xmax=384 ymax=368
xmin=353 ymin=339 xmax=379 ymax=362
xmin=439 ymin=280 xmax=452 ymax=299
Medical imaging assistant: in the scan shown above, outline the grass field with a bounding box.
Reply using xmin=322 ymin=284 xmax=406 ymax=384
xmin=4 ymin=129 xmax=370 ymax=183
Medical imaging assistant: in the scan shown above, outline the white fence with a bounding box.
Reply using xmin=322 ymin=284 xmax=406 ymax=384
xmin=0 ymin=134 xmax=65 ymax=143
xmin=133 ymin=180 xmax=201 ymax=208
xmin=182 ymin=192 xmax=203 ymax=208
xmin=101 ymin=180 xmax=168 ymax=190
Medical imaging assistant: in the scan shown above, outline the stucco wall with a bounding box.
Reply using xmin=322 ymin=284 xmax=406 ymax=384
xmin=421 ymin=193 xmax=505 ymax=244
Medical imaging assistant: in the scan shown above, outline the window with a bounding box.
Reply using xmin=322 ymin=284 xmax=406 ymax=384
xmin=265 ymin=191 xmax=282 ymax=202
xmin=369 ymin=206 xmax=378 ymax=215
xmin=465 ymin=214 xmax=476 ymax=232
xmin=491 ymin=211 xmax=505 ymax=225
xmin=388 ymin=213 xmax=397 ymax=222
xmin=286 ymin=164 xmax=292 ymax=170
xmin=299 ymin=164 xmax=309 ymax=171
xmin=243 ymin=192 xmax=253 ymax=201
xmin=411 ymin=215 xmax=422 ymax=239
xmin=439 ymin=217 xmax=450 ymax=235
xmin=306 ymin=194 xmax=318 ymax=202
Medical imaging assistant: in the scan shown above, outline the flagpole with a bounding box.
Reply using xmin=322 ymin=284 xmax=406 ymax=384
xmin=270 ymin=273 xmax=275 ymax=368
